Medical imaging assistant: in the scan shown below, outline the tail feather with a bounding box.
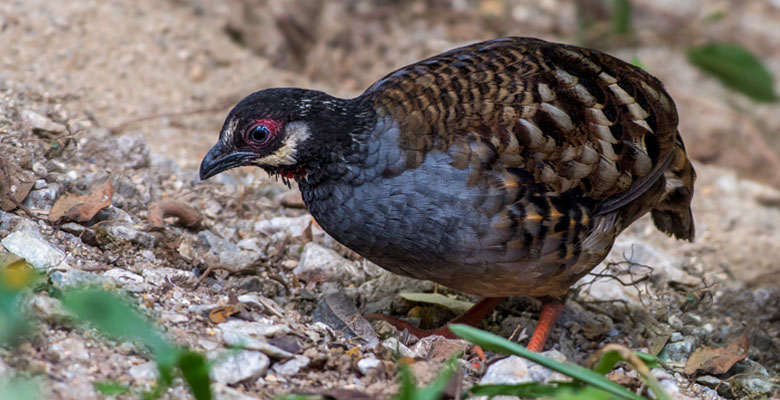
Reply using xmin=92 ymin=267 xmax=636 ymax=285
xmin=652 ymin=132 xmax=695 ymax=241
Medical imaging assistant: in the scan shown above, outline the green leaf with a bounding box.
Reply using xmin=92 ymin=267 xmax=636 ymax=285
xmin=94 ymin=381 xmax=131 ymax=396
xmin=398 ymin=292 xmax=474 ymax=314
xmin=178 ymin=351 xmax=212 ymax=400
xmin=468 ymin=382 xmax=564 ymax=397
xmin=448 ymin=324 xmax=647 ymax=400
xmin=610 ymin=0 xmax=632 ymax=34
xmin=394 ymin=357 xmax=459 ymax=400
xmin=551 ymin=385 xmax=616 ymax=400
xmin=591 ymin=349 xmax=624 ymax=375
xmin=0 ymin=378 xmax=40 ymax=400
xmin=687 ymin=43 xmax=778 ymax=102
xmin=635 ymin=352 xmax=662 ymax=369
xmin=61 ymin=288 xmax=177 ymax=362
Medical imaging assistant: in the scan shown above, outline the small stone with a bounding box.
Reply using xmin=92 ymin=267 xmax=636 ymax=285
xmin=128 ymin=361 xmax=158 ymax=383
xmin=212 ymin=383 xmax=260 ymax=400
xmin=211 ymin=350 xmax=270 ymax=384
xmin=312 ymin=292 xmax=379 ymax=348
xmin=103 ymin=268 xmax=144 ymax=285
xmin=658 ymin=336 xmax=696 ymax=363
xmin=0 ymin=358 xmax=11 ymax=378
xmin=480 ymin=351 xmax=571 ymax=389
xmin=222 ymin=332 xmax=294 ymax=359
xmin=409 ymin=336 xmax=471 ymax=360
xmin=1 ymin=229 xmax=71 ymax=272
xmin=27 ymin=293 xmax=73 ymax=323
xmin=22 ymin=183 xmax=64 ymax=210
xmin=51 ymin=337 xmax=90 ymax=361
xmin=272 ymin=355 xmax=310 ymax=376
xmin=218 ymin=319 xmax=291 ymax=338
xmin=733 ymin=376 xmax=773 ymax=396
xmin=670 ymin=332 xmax=683 ymax=342
xmin=668 ymin=314 xmax=684 ymax=330
xmin=104 ymin=223 xmax=156 ymax=248
xmin=254 ymin=215 xmax=312 ymax=239
xmin=142 ymin=266 xmax=195 ymax=286
xmin=381 ymin=337 xmax=415 ymax=358
xmin=22 ymin=109 xmax=65 ymax=134
xmin=357 ymin=358 xmax=382 ymax=375
xmin=32 ymin=161 xmax=48 ymax=177
xmin=294 ymin=242 xmax=363 ymax=284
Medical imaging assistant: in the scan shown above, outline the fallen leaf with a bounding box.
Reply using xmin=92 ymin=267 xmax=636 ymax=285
xmin=0 ymin=161 xmax=35 ymax=212
xmin=684 ymin=333 xmax=749 ymax=375
xmin=49 ymin=179 xmax=114 ymax=222
xmin=208 ymin=305 xmax=240 ymax=324
xmin=399 ymin=292 xmax=474 ymax=314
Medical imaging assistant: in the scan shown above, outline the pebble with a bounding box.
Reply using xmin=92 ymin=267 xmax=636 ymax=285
xmin=658 ymin=336 xmax=696 ymax=363
xmin=217 ymin=319 xmax=291 ymax=338
xmin=51 ymin=337 xmax=90 ymax=361
xmin=479 ymin=351 xmax=571 ymax=391
xmin=198 ymin=229 xmax=260 ymax=269
xmin=254 ymin=215 xmax=312 ymax=239
xmin=312 ymin=292 xmax=379 ymax=348
xmin=357 ymin=358 xmax=382 ymax=375
xmin=22 ymin=109 xmax=66 ymax=133
xmin=128 ymin=361 xmax=159 ymax=382
xmin=212 ymin=383 xmax=260 ymax=400
xmin=21 ymin=183 xmax=63 ymax=210
xmin=211 ymin=350 xmax=270 ymax=384
xmin=294 ymin=242 xmax=363 ymax=284
xmin=103 ymin=268 xmax=144 ymax=285
xmin=0 ymin=358 xmax=11 ymax=378
xmin=381 ymin=338 xmax=415 ymax=358
xmin=104 ymin=223 xmax=156 ymax=248
xmin=271 ymin=355 xmax=310 ymax=376
xmin=1 ymin=229 xmax=71 ymax=272
xmin=141 ymin=266 xmax=194 ymax=287
xmin=222 ymin=331 xmax=294 ymax=359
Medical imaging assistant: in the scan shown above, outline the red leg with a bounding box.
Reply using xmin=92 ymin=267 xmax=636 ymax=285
xmin=526 ymin=301 xmax=565 ymax=352
xmin=365 ymin=297 xmax=505 ymax=339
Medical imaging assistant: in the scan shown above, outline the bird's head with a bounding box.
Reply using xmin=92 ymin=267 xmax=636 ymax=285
xmin=199 ymin=88 xmax=366 ymax=183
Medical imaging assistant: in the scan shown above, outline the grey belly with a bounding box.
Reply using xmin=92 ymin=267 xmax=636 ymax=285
xmin=302 ymin=151 xmax=556 ymax=297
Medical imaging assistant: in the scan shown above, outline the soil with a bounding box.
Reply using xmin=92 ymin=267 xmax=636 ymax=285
xmin=1 ymin=1 xmax=779 ymax=399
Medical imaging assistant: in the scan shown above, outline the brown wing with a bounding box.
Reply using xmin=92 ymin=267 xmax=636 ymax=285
xmin=363 ymin=37 xmax=680 ymax=207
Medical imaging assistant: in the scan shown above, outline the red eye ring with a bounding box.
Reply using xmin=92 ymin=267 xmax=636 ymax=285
xmin=244 ymin=119 xmax=282 ymax=149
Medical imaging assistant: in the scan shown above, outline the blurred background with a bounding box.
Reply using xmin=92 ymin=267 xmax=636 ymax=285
xmin=1 ymin=0 xmax=779 ymax=185
xmin=2 ymin=2 xmax=780 ymax=398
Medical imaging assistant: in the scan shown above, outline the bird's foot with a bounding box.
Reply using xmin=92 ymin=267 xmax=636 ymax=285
xmin=526 ymin=302 xmax=565 ymax=352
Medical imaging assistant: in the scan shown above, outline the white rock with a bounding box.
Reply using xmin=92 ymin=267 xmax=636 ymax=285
xmin=357 ymin=358 xmax=382 ymax=375
xmin=22 ymin=109 xmax=65 ymax=133
xmin=218 ymin=319 xmax=290 ymax=338
xmin=479 ymin=351 xmax=571 ymax=399
xmin=51 ymin=337 xmax=90 ymax=361
xmin=293 ymin=242 xmax=363 ymax=283
xmin=381 ymin=337 xmax=415 ymax=358
xmin=0 ymin=358 xmax=11 ymax=378
xmin=128 ymin=361 xmax=159 ymax=382
xmin=1 ymin=229 xmax=70 ymax=272
xmin=103 ymin=268 xmax=144 ymax=284
xmin=211 ymin=350 xmax=270 ymax=384
xmin=254 ymin=215 xmax=311 ymax=238
xmin=222 ymin=332 xmax=293 ymax=359
xmin=272 ymin=355 xmax=310 ymax=376
xmin=213 ymin=383 xmax=262 ymax=400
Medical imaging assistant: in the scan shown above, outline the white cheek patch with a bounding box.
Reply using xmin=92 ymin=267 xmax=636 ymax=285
xmin=222 ymin=118 xmax=239 ymax=145
xmin=255 ymin=121 xmax=311 ymax=166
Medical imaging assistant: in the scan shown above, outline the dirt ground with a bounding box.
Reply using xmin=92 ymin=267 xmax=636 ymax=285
xmin=1 ymin=0 xmax=780 ymax=399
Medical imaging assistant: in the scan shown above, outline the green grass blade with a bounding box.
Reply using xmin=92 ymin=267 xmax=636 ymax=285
xmin=591 ymin=349 xmax=624 ymax=375
xmin=468 ymin=382 xmax=561 ymax=397
xmin=687 ymin=43 xmax=778 ymax=102
xmin=448 ymin=324 xmax=646 ymax=400
xmin=178 ymin=351 xmax=212 ymax=400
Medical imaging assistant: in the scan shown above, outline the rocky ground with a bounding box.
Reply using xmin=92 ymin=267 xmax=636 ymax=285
xmin=1 ymin=0 xmax=779 ymax=399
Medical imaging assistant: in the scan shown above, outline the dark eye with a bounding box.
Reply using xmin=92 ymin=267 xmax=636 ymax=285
xmin=248 ymin=125 xmax=271 ymax=145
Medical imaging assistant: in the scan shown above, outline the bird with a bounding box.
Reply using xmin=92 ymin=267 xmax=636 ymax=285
xmin=199 ymin=37 xmax=695 ymax=352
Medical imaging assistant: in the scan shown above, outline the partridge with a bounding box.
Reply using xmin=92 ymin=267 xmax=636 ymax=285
xmin=200 ymin=37 xmax=695 ymax=351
